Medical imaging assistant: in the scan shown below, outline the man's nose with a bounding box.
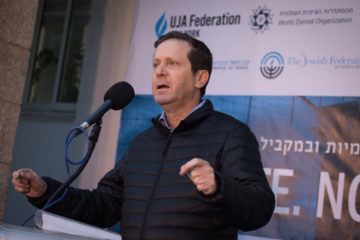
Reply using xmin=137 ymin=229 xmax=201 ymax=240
xmin=154 ymin=64 xmax=167 ymax=76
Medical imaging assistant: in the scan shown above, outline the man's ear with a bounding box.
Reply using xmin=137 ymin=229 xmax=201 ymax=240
xmin=195 ymin=70 xmax=209 ymax=89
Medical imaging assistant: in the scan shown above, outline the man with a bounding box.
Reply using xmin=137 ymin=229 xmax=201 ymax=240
xmin=12 ymin=31 xmax=275 ymax=239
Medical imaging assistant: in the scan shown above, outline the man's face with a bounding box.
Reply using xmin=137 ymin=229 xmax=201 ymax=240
xmin=152 ymin=39 xmax=200 ymax=110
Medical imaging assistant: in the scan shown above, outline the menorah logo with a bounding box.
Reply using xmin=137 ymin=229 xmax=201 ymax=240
xmin=260 ymin=51 xmax=284 ymax=79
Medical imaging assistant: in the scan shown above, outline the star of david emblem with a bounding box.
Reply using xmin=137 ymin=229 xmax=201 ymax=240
xmin=250 ymin=6 xmax=273 ymax=33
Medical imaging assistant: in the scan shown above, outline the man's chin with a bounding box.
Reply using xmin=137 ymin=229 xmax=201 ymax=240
xmin=154 ymin=96 xmax=171 ymax=106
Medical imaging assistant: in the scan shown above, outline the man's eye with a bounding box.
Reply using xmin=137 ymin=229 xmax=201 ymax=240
xmin=153 ymin=63 xmax=158 ymax=68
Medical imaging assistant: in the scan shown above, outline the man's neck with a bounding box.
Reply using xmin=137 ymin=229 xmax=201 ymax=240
xmin=163 ymin=101 xmax=200 ymax=129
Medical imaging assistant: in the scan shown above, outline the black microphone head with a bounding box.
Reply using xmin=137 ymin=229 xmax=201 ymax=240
xmin=104 ymin=82 xmax=135 ymax=110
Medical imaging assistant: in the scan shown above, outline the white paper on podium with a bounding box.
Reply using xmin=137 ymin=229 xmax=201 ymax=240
xmin=35 ymin=210 xmax=122 ymax=240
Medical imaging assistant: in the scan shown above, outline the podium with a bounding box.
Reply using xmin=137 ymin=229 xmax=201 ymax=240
xmin=0 ymin=223 xmax=97 ymax=240
xmin=0 ymin=210 xmax=122 ymax=240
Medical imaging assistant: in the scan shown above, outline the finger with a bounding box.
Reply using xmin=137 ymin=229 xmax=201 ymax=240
xmin=11 ymin=175 xmax=22 ymax=185
xmin=196 ymin=183 xmax=207 ymax=192
xmin=180 ymin=160 xmax=197 ymax=176
xmin=180 ymin=158 xmax=206 ymax=175
xmin=14 ymin=186 xmax=30 ymax=194
xmin=196 ymin=182 xmax=216 ymax=195
xmin=191 ymin=175 xmax=210 ymax=185
xmin=188 ymin=165 xmax=213 ymax=179
xmin=195 ymin=182 xmax=212 ymax=192
xmin=12 ymin=178 xmax=29 ymax=187
xmin=14 ymin=182 xmax=30 ymax=189
xmin=12 ymin=170 xmax=20 ymax=179
xmin=192 ymin=177 xmax=215 ymax=191
xmin=12 ymin=169 xmax=33 ymax=180
xmin=19 ymin=170 xmax=38 ymax=181
xmin=190 ymin=170 xmax=216 ymax=194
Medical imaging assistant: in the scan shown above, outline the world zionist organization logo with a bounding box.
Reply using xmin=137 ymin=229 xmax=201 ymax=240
xmin=250 ymin=6 xmax=273 ymax=33
xmin=260 ymin=52 xmax=284 ymax=79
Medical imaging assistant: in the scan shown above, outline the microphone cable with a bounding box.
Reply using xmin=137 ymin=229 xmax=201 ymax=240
xmin=21 ymin=127 xmax=90 ymax=226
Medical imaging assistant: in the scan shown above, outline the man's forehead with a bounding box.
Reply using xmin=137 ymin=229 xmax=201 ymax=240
xmin=153 ymin=39 xmax=192 ymax=57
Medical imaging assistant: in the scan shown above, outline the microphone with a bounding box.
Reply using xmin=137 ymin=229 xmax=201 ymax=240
xmin=80 ymin=82 xmax=135 ymax=130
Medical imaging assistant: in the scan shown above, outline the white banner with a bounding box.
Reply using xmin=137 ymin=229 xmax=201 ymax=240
xmin=118 ymin=1 xmax=360 ymax=239
xmin=126 ymin=0 xmax=360 ymax=96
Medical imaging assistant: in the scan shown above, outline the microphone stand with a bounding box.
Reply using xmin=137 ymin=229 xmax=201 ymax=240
xmin=44 ymin=120 xmax=102 ymax=207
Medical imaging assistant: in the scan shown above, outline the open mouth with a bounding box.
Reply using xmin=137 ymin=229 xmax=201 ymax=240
xmin=157 ymin=84 xmax=169 ymax=90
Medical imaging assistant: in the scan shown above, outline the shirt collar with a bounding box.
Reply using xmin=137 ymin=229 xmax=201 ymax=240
xmin=159 ymin=99 xmax=207 ymax=131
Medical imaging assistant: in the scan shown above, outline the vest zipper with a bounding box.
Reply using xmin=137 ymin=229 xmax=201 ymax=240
xmin=139 ymin=133 xmax=173 ymax=239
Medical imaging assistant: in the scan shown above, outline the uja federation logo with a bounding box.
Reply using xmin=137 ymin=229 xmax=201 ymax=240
xmin=155 ymin=13 xmax=167 ymax=38
xmin=260 ymin=52 xmax=284 ymax=79
xmin=250 ymin=6 xmax=273 ymax=33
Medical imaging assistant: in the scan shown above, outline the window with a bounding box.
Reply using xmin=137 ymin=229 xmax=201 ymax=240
xmin=24 ymin=0 xmax=91 ymax=113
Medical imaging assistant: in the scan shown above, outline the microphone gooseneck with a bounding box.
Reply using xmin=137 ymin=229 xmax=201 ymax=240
xmin=44 ymin=82 xmax=134 ymax=209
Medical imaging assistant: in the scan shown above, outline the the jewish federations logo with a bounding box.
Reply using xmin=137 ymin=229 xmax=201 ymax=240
xmin=260 ymin=52 xmax=284 ymax=79
xmin=155 ymin=13 xmax=167 ymax=38
xmin=250 ymin=6 xmax=273 ymax=33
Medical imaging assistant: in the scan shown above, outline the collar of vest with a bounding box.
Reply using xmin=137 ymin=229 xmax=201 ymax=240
xmin=152 ymin=99 xmax=214 ymax=135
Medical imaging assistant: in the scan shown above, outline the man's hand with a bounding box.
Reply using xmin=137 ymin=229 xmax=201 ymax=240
xmin=180 ymin=158 xmax=216 ymax=195
xmin=12 ymin=168 xmax=47 ymax=198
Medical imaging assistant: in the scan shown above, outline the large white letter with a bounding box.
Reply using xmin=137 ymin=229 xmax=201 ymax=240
xmin=272 ymin=168 xmax=294 ymax=215
xmin=349 ymin=175 xmax=360 ymax=222
xmin=316 ymin=172 xmax=345 ymax=219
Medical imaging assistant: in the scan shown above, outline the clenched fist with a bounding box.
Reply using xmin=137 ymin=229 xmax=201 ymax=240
xmin=12 ymin=168 xmax=47 ymax=198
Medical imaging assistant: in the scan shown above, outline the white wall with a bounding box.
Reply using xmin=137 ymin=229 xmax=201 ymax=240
xmin=75 ymin=0 xmax=136 ymax=189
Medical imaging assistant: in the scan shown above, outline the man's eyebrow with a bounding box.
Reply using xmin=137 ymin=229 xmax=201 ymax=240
xmin=152 ymin=56 xmax=176 ymax=61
